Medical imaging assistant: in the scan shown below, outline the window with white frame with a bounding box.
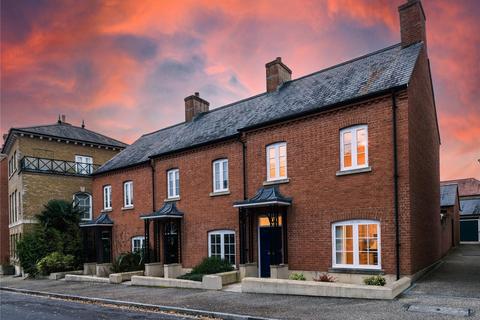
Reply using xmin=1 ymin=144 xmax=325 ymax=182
xmin=167 ymin=169 xmax=180 ymax=199
xmin=332 ymin=220 xmax=380 ymax=269
xmin=131 ymin=236 xmax=145 ymax=253
xmin=340 ymin=125 xmax=368 ymax=171
xmin=75 ymin=155 xmax=93 ymax=174
xmin=213 ymin=159 xmax=228 ymax=192
xmin=74 ymin=193 xmax=92 ymax=220
xmin=266 ymin=142 xmax=287 ymax=181
xmin=123 ymin=181 xmax=134 ymax=207
xmin=208 ymin=230 xmax=235 ymax=265
xmin=103 ymin=185 xmax=112 ymax=210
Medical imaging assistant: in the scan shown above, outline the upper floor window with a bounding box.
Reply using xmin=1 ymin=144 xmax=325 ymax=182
xmin=332 ymin=220 xmax=380 ymax=269
xmin=75 ymin=155 xmax=93 ymax=174
xmin=167 ymin=169 xmax=180 ymax=199
xmin=131 ymin=236 xmax=145 ymax=253
xmin=213 ymin=159 xmax=229 ymax=192
xmin=103 ymin=185 xmax=112 ymax=210
xmin=123 ymin=181 xmax=134 ymax=208
xmin=74 ymin=193 xmax=92 ymax=220
xmin=340 ymin=125 xmax=368 ymax=171
xmin=8 ymin=151 xmax=17 ymax=176
xmin=208 ymin=230 xmax=235 ymax=265
xmin=266 ymin=142 xmax=287 ymax=181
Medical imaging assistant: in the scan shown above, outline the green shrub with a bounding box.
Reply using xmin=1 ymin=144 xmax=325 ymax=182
xmin=289 ymin=272 xmax=306 ymax=281
xmin=363 ymin=275 xmax=386 ymax=286
xmin=16 ymin=230 xmax=47 ymax=276
xmin=37 ymin=252 xmax=75 ymax=275
xmin=177 ymin=257 xmax=233 ymax=282
xmin=112 ymin=252 xmax=144 ymax=273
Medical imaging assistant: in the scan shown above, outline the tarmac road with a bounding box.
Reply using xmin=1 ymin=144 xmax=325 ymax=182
xmin=0 ymin=291 xmax=194 ymax=320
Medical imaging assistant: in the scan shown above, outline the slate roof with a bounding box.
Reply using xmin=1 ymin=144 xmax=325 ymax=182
xmin=460 ymin=198 xmax=480 ymax=216
xmin=79 ymin=212 xmax=114 ymax=227
xmin=140 ymin=202 xmax=184 ymax=220
xmin=234 ymin=186 xmax=292 ymax=207
xmin=96 ymin=42 xmax=423 ymax=174
xmin=2 ymin=122 xmax=127 ymax=153
xmin=440 ymin=184 xmax=458 ymax=207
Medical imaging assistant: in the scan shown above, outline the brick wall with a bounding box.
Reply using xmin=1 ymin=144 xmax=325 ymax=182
xmin=406 ymin=47 xmax=441 ymax=274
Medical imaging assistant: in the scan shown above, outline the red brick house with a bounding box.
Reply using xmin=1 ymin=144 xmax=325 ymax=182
xmin=90 ymin=0 xmax=441 ymax=280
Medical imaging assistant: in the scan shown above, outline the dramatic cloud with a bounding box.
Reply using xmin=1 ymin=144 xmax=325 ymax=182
xmin=1 ymin=0 xmax=478 ymax=179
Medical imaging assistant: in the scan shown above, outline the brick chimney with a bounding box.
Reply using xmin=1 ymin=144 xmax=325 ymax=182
xmin=398 ymin=0 xmax=427 ymax=52
xmin=184 ymin=92 xmax=209 ymax=122
xmin=266 ymin=57 xmax=292 ymax=93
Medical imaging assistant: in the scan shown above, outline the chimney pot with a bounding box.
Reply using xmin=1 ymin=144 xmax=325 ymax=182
xmin=265 ymin=57 xmax=292 ymax=93
xmin=398 ymin=0 xmax=427 ymax=53
xmin=61 ymin=114 xmax=66 ymax=123
xmin=184 ymin=92 xmax=209 ymax=122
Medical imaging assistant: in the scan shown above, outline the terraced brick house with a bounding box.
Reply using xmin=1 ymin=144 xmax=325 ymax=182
xmin=90 ymin=0 xmax=443 ymax=281
xmin=1 ymin=115 xmax=127 ymax=273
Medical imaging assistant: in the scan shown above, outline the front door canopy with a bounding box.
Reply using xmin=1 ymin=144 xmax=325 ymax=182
xmin=79 ymin=212 xmax=114 ymax=227
xmin=140 ymin=201 xmax=184 ymax=220
xmin=233 ymin=186 xmax=292 ymax=208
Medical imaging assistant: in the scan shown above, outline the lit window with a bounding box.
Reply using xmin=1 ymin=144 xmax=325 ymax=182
xmin=103 ymin=185 xmax=112 ymax=210
xmin=123 ymin=181 xmax=134 ymax=208
xmin=75 ymin=155 xmax=93 ymax=174
xmin=213 ymin=159 xmax=229 ymax=192
xmin=340 ymin=125 xmax=368 ymax=171
xmin=332 ymin=220 xmax=381 ymax=269
xmin=167 ymin=169 xmax=180 ymax=199
xmin=266 ymin=142 xmax=287 ymax=181
xmin=74 ymin=193 xmax=92 ymax=220
xmin=208 ymin=230 xmax=235 ymax=265
xmin=132 ymin=236 xmax=145 ymax=253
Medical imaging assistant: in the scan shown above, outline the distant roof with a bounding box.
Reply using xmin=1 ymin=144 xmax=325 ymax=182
xmin=79 ymin=212 xmax=114 ymax=227
xmin=440 ymin=184 xmax=458 ymax=207
xmin=460 ymin=198 xmax=480 ymax=216
xmin=441 ymin=178 xmax=480 ymax=197
xmin=140 ymin=202 xmax=184 ymax=220
xmin=96 ymin=42 xmax=423 ymax=174
xmin=234 ymin=186 xmax=292 ymax=208
xmin=2 ymin=121 xmax=127 ymax=153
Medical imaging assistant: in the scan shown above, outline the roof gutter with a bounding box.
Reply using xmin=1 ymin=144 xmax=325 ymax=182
xmin=239 ymin=85 xmax=408 ymax=133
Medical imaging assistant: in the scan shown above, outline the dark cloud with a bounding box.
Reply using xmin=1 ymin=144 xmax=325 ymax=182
xmin=110 ymin=34 xmax=158 ymax=61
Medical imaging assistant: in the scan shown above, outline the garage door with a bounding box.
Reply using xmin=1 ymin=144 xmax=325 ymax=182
xmin=460 ymin=220 xmax=479 ymax=242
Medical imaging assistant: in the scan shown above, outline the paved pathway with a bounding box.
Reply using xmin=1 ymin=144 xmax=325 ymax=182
xmin=1 ymin=245 xmax=479 ymax=319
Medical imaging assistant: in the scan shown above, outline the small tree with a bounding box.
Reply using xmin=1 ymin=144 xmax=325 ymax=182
xmin=16 ymin=199 xmax=83 ymax=276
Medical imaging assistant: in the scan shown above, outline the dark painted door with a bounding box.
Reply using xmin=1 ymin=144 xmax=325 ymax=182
xmin=164 ymin=221 xmax=179 ymax=264
xmin=460 ymin=220 xmax=479 ymax=242
xmin=259 ymin=227 xmax=282 ymax=278
xmin=100 ymin=230 xmax=112 ymax=263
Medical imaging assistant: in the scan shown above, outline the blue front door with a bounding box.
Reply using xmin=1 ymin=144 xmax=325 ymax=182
xmin=259 ymin=227 xmax=282 ymax=277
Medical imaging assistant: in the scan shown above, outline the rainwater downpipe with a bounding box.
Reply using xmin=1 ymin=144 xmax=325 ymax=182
xmin=392 ymin=90 xmax=400 ymax=281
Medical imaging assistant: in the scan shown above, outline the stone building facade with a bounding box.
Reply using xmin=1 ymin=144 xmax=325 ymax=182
xmin=1 ymin=116 xmax=127 ymax=271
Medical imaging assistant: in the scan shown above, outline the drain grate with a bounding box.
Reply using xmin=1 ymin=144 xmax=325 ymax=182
xmin=406 ymin=304 xmax=474 ymax=317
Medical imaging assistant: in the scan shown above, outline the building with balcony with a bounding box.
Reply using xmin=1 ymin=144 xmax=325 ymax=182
xmin=1 ymin=115 xmax=127 ymax=271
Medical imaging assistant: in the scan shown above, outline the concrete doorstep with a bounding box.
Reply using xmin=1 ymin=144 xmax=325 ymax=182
xmin=0 ymin=286 xmax=278 ymax=320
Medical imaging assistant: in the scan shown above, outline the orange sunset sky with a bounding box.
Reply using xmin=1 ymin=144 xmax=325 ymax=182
xmin=1 ymin=0 xmax=479 ymax=180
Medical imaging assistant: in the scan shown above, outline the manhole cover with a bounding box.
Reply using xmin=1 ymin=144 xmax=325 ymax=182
xmin=406 ymin=304 xmax=473 ymax=317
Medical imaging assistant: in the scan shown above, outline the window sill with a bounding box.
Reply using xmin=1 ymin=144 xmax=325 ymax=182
xmin=336 ymin=166 xmax=372 ymax=176
xmin=263 ymin=178 xmax=290 ymax=186
xmin=328 ymin=267 xmax=384 ymax=275
xmin=210 ymin=190 xmax=231 ymax=197
xmin=122 ymin=206 xmax=134 ymax=211
xmin=101 ymin=208 xmax=112 ymax=213
xmin=164 ymin=197 xmax=180 ymax=202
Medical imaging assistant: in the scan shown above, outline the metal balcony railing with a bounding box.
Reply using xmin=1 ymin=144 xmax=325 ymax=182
xmin=20 ymin=156 xmax=100 ymax=176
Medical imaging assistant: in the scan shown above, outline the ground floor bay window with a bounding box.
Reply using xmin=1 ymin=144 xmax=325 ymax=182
xmin=208 ymin=230 xmax=235 ymax=265
xmin=332 ymin=220 xmax=381 ymax=269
